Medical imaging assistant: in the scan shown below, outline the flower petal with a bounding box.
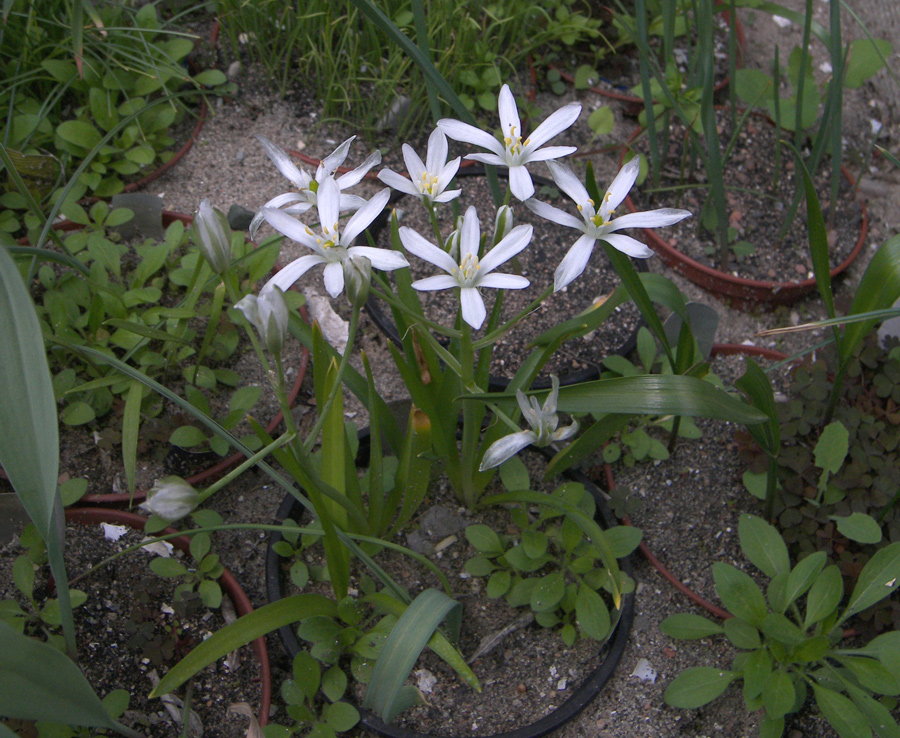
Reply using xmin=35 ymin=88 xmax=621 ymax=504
xmin=264 ymin=254 xmax=325 ymax=292
xmin=603 ymin=232 xmax=655 ymax=258
xmin=340 ymin=188 xmax=390 ymax=246
xmin=337 ymin=149 xmax=382 ymax=189
xmin=498 ymin=84 xmax=521 ymax=138
xmin=347 ymin=245 xmax=409 ymax=271
xmin=317 ymin=177 xmax=341 ymax=239
xmin=435 ymin=156 xmax=461 ymax=192
xmin=438 ymin=119 xmax=504 ymax=156
xmin=459 ymin=206 xmax=481 ymax=261
xmin=261 ymin=207 xmax=320 ymax=250
xmin=479 ymin=430 xmax=537 ymax=471
xmin=425 ymin=128 xmax=449 ymax=174
xmin=322 ymin=261 xmax=345 ymax=298
xmin=606 ymin=158 xmax=640 ymax=212
xmin=464 ymin=152 xmax=507 ymax=167
xmin=524 ymin=199 xmax=584 ymax=231
xmin=525 ymin=102 xmax=581 ymax=150
xmin=553 ymin=421 xmax=580 ymax=442
xmin=508 ymin=165 xmax=535 ymax=201
xmin=478 ymin=273 xmax=529 ymax=289
xmin=608 ymin=208 xmax=692 ymax=231
xmin=257 ymin=135 xmax=308 ymax=188
xmin=401 ymin=143 xmax=426 ymax=183
xmin=320 ymin=136 xmax=354 ymax=175
xmin=459 ymin=286 xmax=487 ymax=329
xmin=399 ymin=227 xmax=459 ymax=274
xmin=525 ymin=145 xmax=578 ymax=163
xmin=554 ymin=233 xmax=597 ymax=291
xmin=479 ymin=224 xmax=533 ymax=274
xmin=433 ymin=188 xmax=462 ymax=203
xmin=377 ymin=168 xmax=420 ymax=197
xmin=545 ymin=160 xmax=590 ymax=207
xmin=411 ymin=274 xmax=459 ymax=291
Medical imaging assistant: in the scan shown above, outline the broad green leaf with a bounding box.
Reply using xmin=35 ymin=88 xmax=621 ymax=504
xmin=742 ymin=648 xmax=772 ymax=700
xmin=813 ymin=684 xmax=871 ymax=738
xmin=575 ymin=584 xmax=610 ymax=640
xmin=842 ymin=542 xmax=900 ymax=623
xmin=531 ymin=572 xmax=566 ymax=613
xmin=723 ymin=617 xmax=761 ymax=650
xmin=660 ymin=613 xmax=723 ymax=640
xmin=522 ymin=530 xmax=548 ymax=559
xmin=760 ymin=613 xmax=804 ymax=646
xmin=152 ymin=594 xmax=338 ymax=697
xmin=324 ymin=701 xmax=359 ymax=732
xmin=782 ymin=552 xmax=827 ymax=612
xmin=0 ymin=621 xmax=120 ymax=729
xmin=792 ymin=635 xmax=829 ymax=663
xmin=56 ymin=120 xmax=102 ymax=153
xmin=61 ymin=401 xmax=95 ymax=426
xmin=465 ymin=525 xmax=504 ymax=555
xmin=805 ymin=565 xmax=843 ymax=630
xmin=840 ymin=656 xmax=900 ymax=696
xmin=845 ymin=682 xmax=900 ymax=738
xmin=844 ymin=39 xmax=893 ymax=89
xmin=322 ymin=665 xmax=348 ymax=702
xmin=169 ymin=425 xmax=208 ymax=448
xmin=739 ymin=514 xmax=790 ymax=579
xmin=712 ymin=563 xmax=767 ymax=626
xmin=498 ymin=455 xmax=529 ymax=491
xmin=864 ymin=632 xmax=900 ymax=683
xmin=603 ymin=525 xmax=643 ymax=558
xmin=292 ymin=651 xmax=321 ymax=700
xmin=831 ymin=513 xmax=882 ymax=545
xmin=814 ymin=422 xmax=849 ymax=476
xmin=664 ymin=667 xmax=737 ymax=708
xmin=762 ymin=670 xmax=795 ymax=720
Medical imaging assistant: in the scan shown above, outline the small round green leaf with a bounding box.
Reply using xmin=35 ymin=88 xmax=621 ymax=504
xmin=831 ymin=513 xmax=883 ymax=545
xmin=665 ymin=667 xmax=737 ymax=709
xmin=324 ymin=701 xmax=359 ymax=732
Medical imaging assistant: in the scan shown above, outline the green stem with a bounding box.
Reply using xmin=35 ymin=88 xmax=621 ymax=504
xmin=302 ymin=306 xmax=361 ymax=453
xmin=472 ymin=284 xmax=554 ymax=350
xmin=458 ymin=321 xmax=480 ymax=507
xmin=197 ymin=430 xmax=297 ymax=504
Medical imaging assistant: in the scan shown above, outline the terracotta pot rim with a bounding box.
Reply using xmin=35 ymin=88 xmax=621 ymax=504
xmin=63 ymin=506 xmax=272 ymax=728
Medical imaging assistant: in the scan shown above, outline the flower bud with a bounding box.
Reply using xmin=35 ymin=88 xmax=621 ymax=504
xmin=343 ymin=256 xmax=372 ymax=308
xmin=235 ymin=286 xmax=290 ymax=355
xmin=194 ymin=199 xmax=232 ymax=275
xmin=139 ymin=476 xmax=199 ymax=522
xmin=445 ymin=214 xmax=465 ymax=261
xmin=493 ymin=204 xmax=514 ymax=245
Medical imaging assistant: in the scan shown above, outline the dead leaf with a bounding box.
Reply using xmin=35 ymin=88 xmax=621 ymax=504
xmin=229 ymin=702 xmax=263 ymax=738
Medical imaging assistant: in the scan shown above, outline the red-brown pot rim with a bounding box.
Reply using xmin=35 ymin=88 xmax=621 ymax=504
xmin=63 ymin=506 xmax=271 ymax=727
xmin=619 ymin=129 xmax=868 ymax=310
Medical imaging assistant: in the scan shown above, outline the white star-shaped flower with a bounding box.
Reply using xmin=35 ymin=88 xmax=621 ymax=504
xmin=526 ymin=158 xmax=692 ymax=291
xmin=437 ymin=84 xmax=581 ymax=201
xmin=260 ymin=177 xmax=409 ymax=299
xmin=479 ymin=376 xmax=579 ymax=470
xmin=377 ymin=128 xmax=461 ymax=204
xmin=399 ymin=205 xmax=532 ymax=330
xmin=249 ymin=135 xmax=381 ymax=239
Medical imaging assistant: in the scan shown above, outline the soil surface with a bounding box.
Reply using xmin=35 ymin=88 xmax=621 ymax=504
xmin=3 ymin=2 xmax=900 ymax=737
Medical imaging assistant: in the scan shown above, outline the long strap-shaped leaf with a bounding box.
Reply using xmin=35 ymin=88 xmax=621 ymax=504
xmin=151 ymin=594 xmax=337 ymax=697
xmin=363 ymin=589 xmax=465 ymax=723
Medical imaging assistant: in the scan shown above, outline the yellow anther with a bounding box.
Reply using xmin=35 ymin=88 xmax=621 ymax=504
xmin=576 ymin=204 xmax=583 ymax=211
xmin=587 ymin=198 xmax=595 ymax=207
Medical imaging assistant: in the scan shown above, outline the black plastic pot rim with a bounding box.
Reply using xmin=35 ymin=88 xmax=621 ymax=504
xmin=264 ymin=439 xmax=635 ymax=738
xmin=362 ymin=165 xmax=646 ymax=392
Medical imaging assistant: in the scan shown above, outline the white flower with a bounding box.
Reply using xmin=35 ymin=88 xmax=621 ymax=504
xmin=526 ymin=158 xmax=692 ymax=291
xmin=260 ymin=177 xmax=409 ymax=299
xmin=438 ymin=84 xmax=581 ymax=201
xmin=399 ymin=205 xmax=532 ymax=330
xmin=139 ymin=477 xmax=199 ymax=522
xmin=194 ymin=199 xmax=232 ymax=275
xmin=377 ymin=128 xmax=461 ymax=204
xmin=249 ymin=135 xmax=381 ymax=239
xmin=480 ymin=376 xmax=579 ymax=470
xmin=235 ymin=285 xmax=290 ymax=355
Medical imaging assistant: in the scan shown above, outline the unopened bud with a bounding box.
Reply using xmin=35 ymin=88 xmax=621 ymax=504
xmin=194 ymin=199 xmax=232 ymax=275
xmin=493 ymin=205 xmax=514 ymax=244
xmin=446 ymin=215 xmax=465 ymax=261
xmin=140 ymin=476 xmax=199 ymax=522
xmin=235 ymin=286 xmax=289 ymax=355
xmin=344 ymin=256 xmax=372 ymax=308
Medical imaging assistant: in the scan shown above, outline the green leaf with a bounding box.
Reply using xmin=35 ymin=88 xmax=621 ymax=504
xmin=322 ymin=665 xmax=348 ymax=702
xmin=12 ymin=556 xmax=34 ymax=598
xmin=723 ymin=617 xmax=761 ymax=650
xmin=122 ymin=380 xmax=142 ymax=494
xmin=742 ymin=648 xmax=772 ymax=700
xmin=364 ymin=589 xmax=471 ymax=723
xmin=588 ymin=106 xmax=614 ymax=136
xmin=575 ymin=584 xmax=610 ymax=640
xmin=844 ymin=39 xmax=893 ymax=89
xmin=169 ymin=425 xmax=208 ymax=448
xmin=660 ymin=613 xmax=723 ymax=639
xmin=831 ymin=513 xmax=882 ymax=545
xmin=56 ymin=120 xmax=102 ymax=153
xmin=149 ymin=558 xmax=188 ymax=578
xmin=152 ymin=594 xmax=338 ymax=697
xmin=792 ymin=635 xmax=829 ymax=663
xmin=664 ymin=667 xmax=737 ymax=708
xmin=814 ymin=421 xmax=849 ymax=476
xmin=782 ymin=552 xmax=827 ymax=612
xmin=712 ymin=563 xmax=767 ymax=626
xmin=499 ymin=455 xmax=529 ymax=491
xmin=324 ymin=701 xmax=360 ymax=732
xmin=840 ymin=656 xmax=900 ymax=696
xmin=531 ymin=572 xmax=566 ymax=613
xmin=842 ymin=542 xmax=900 ymax=623
xmin=813 ymin=684 xmax=871 ymax=738
xmin=0 ymin=621 xmax=120 ymax=729
xmin=465 ymin=525 xmax=504 ymax=555
xmin=194 ymin=69 xmax=227 ymax=86
xmin=603 ymin=525 xmax=643 ymax=557
xmin=864 ymin=632 xmax=900 ymax=683
xmin=845 ymin=682 xmax=900 ymax=738
xmin=61 ymin=400 xmax=95 ymax=426
xmin=762 ymin=670 xmax=795 ymax=720
xmin=805 ymin=565 xmax=843 ymax=630
xmin=522 ymin=530 xmax=548 ymax=559
xmin=739 ymin=514 xmax=790 ymax=579
xmin=760 ymin=613 xmax=804 ymax=646
xmin=293 ymin=651 xmax=321 ymax=700
xmin=486 ymin=570 xmax=511 ymax=599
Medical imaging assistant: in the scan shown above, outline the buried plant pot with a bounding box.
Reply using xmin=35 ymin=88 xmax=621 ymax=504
xmin=6 ymin=207 xmax=307 ymax=507
xmin=264 ymin=435 xmax=635 ymax=738
xmin=621 ymin=114 xmax=868 ymax=310
xmin=0 ymin=506 xmax=272 ymax=735
xmin=365 ymin=165 xmax=646 ymax=391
